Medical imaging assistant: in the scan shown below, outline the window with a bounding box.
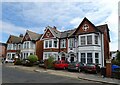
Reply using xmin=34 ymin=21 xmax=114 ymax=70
xmin=45 ymin=41 xmax=48 ymax=48
xmin=87 ymin=35 xmax=92 ymax=45
xmin=7 ymin=44 xmax=12 ymax=50
xmin=54 ymin=40 xmax=57 ymax=47
xmin=87 ymin=53 xmax=92 ymax=64
xmin=27 ymin=42 xmax=29 ymax=48
xmin=81 ymin=53 xmax=86 ymax=63
xmin=54 ymin=54 xmax=57 ymax=60
xmin=81 ymin=36 xmax=85 ymax=45
xmin=18 ymin=44 xmax=21 ymax=49
xmin=13 ymin=44 xmax=16 ymax=50
xmin=95 ymin=53 xmax=99 ymax=64
xmin=49 ymin=41 xmax=52 ymax=47
xmin=95 ymin=35 xmax=98 ymax=44
xmin=24 ymin=42 xmax=26 ymax=49
xmin=30 ymin=53 xmax=33 ymax=55
xmin=48 ymin=53 xmax=51 ymax=57
xmin=45 ymin=54 xmax=47 ymax=59
xmin=69 ymin=38 xmax=74 ymax=48
xmin=61 ymin=39 xmax=66 ymax=48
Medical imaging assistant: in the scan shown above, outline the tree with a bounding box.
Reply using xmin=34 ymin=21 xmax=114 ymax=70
xmin=114 ymin=51 xmax=120 ymax=66
xmin=46 ymin=56 xmax=55 ymax=69
xmin=116 ymin=51 xmax=120 ymax=62
xmin=27 ymin=55 xmax=38 ymax=63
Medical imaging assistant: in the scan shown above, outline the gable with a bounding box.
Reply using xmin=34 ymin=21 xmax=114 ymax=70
xmin=42 ymin=29 xmax=54 ymax=39
xmin=22 ymin=33 xmax=31 ymax=42
xmin=7 ymin=36 xmax=12 ymax=43
xmin=73 ymin=17 xmax=100 ymax=35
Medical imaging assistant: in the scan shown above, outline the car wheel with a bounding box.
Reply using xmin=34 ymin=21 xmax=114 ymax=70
xmin=78 ymin=68 xmax=81 ymax=72
xmin=95 ymin=70 xmax=97 ymax=74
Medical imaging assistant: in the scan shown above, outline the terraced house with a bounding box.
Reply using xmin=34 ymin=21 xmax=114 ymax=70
xmin=6 ymin=17 xmax=110 ymax=67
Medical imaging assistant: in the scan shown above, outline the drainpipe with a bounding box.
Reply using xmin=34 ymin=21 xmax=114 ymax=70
xmin=101 ymin=33 xmax=104 ymax=67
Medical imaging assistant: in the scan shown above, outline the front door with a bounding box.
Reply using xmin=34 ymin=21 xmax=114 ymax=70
xmin=61 ymin=57 xmax=65 ymax=61
xmin=70 ymin=57 xmax=74 ymax=62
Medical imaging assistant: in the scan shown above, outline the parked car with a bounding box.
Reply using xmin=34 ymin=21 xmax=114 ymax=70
xmin=53 ymin=60 xmax=69 ymax=69
xmin=112 ymin=64 xmax=120 ymax=72
xmin=68 ymin=62 xmax=84 ymax=72
xmin=38 ymin=60 xmax=45 ymax=67
xmin=5 ymin=59 xmax=15 ymax=63
xmin=84 ymin=63 xmax=100 ymax=73
xmin=21 ymin=59 xmax=33 ymax=66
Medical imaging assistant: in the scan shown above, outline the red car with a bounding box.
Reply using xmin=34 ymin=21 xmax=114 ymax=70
xmin=54 ymin=60 xmax=69 ymax=69
xmin=84 ymin=64 xmax=100 ymax=73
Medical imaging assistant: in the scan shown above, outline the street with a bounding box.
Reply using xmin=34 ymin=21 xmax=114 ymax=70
xmin=2 ymin=64 xmax=111 ymax=85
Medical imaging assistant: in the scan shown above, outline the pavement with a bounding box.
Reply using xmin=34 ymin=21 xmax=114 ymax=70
xmin=4 ymin=63 xmax=120 ymax=85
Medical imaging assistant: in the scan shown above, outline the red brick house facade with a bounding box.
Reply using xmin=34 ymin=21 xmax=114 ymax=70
xmin=6 ymin=17 xmax=110 ymax=67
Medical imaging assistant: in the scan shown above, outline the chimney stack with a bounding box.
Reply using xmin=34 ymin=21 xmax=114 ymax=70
xmin=19 ymin=34 xmax=23 ymax=38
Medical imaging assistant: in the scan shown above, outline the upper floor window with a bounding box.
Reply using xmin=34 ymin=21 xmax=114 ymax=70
xmin=95 ymin=35 xmax=98 ymax=44
xmin=24 ymin=42 xmax=26 ymax=49
xmin=7 ymin=44 xmax=12 ymax=50
xmin=45 ymin=41 xmax=48 ymax=48
xmin=61 ymin=39 xmax=66 ymax=48
xmin=18 ymin=44 xmax=21 ymax=49
xmin=49 ymin=40 xmax=52 ymax=48
xmin=81 ymin=36 xmax=85 ymax=45
xmin=69 ymin=38 xmax=74 ymax=48
xmin=54 ymin=40 xmax=57 ymax=47
xmin=23 ymin=41 xmax=31 ymax=49
xmin=13 ymin=44 xmax=17 ymax=50
xmin=27 ymin=42 xmax=29 ymax=48
xmin=87 ymin=35 xmax=92 ymax=45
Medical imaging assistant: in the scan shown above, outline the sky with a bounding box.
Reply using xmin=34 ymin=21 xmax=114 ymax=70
xmin=0 ymin=0 xmax=119 ymax=51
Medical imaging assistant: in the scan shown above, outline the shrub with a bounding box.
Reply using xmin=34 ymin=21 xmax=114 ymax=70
xmin=27 ymin=55 xmax=38 ymax=64
xmin=46 ymin=56 xmax=55 ymax=69
xmin=14 ymin=58 xmax=22 ymax=65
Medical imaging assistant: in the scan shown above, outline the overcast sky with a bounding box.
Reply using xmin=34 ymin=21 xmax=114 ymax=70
xmin=0 ymin=0 xmax=119 ymax=51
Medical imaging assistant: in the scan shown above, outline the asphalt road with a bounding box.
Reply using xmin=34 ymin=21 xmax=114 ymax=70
xmin=2 ymin=65 xmax=110 ymax=85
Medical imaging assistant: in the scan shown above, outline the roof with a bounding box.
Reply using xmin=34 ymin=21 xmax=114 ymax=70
xmin=45 ymin=26 xmax=61 ymax=38
xmin=96 ymin=24 xmax=110 ymax=42
xmin=6 ymin=35 xmax=22 ymax=44
xmin=60 ymin=29 xmax=76 ymax=38
xmin=72 ymin=17 xmax=102 ymax=35
xmin=0 ymin=42 xmax=7 ymax=46
xmin=26 ymin=30 xmax=42 ymax=41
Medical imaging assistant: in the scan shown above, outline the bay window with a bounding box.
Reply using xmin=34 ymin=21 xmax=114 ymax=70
xmin=81 ymin=36 xmax=85 ymax=45
xmin=87 ymin=35 xmax=92 ymax=45
xmin=54 ymin=40 xmax=57 ymax=47
xmin=69 ymin=38 xmax=74 ymax=48
xmin=49 ymin=41 xmax=52 ymax=47
xmin=87 ymin=53 xmax=92 ymax=64
xmin=95 ymin=53 xmax=99 ymax=64
xmin=45 ymin=41 xmax=48 ymax=48
xmin=95 ymin=35 xmax=98 ymax=44
xmin=61 ymin=39 xmax=66 ymax=48
xmin=81 ymin=53 xmax=86 ymax=63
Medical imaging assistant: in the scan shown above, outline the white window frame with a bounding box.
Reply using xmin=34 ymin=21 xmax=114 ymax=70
xmin=87 ymin=53 xmax=93 ymax=64
xmin=95 ymin=35 xmax=98 ymax=45
xmin=95 ymin=53 xmax=99 ymax=64
xmin=87 ymin=35 xmax=92 ymax=45
xmin=80 ymin=36 xmax=86 ymax=45
xmin=60 ymin=39 xmax=66 ymax=48
xmin=69 ymin=38 xmax=74 ymax=48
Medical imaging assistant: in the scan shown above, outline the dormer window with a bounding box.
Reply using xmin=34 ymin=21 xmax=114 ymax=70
xmin=82 ymin=24 xmax=89 ymax=31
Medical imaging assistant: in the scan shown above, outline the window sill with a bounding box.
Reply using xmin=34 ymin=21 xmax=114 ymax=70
xmin=78 ymin=45 xmax=100 ymax=47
